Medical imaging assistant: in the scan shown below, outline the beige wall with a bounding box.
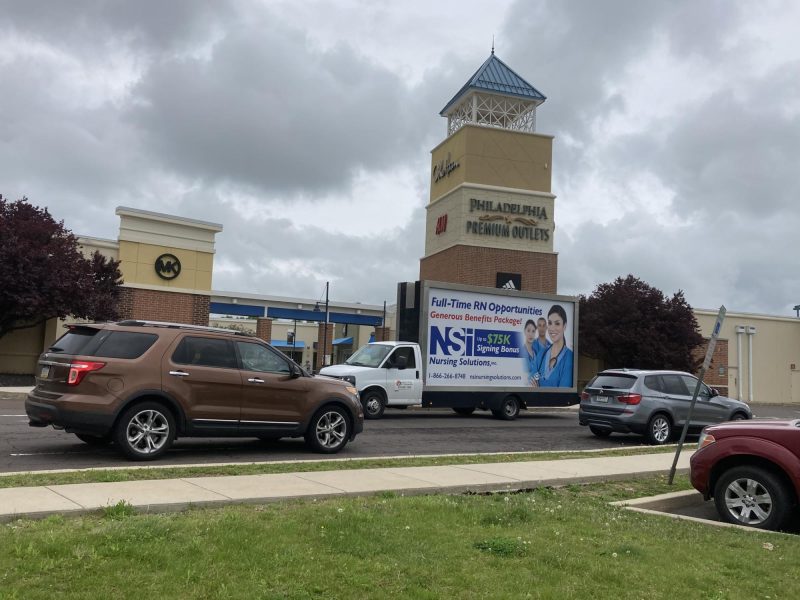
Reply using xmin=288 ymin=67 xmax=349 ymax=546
xmin=429 ymin=125 xmax=553 ymax=201
xmin=0 ymin=322 xmax=48 ymax=374
xmin=425 ymin=185 xmax=555 ymax=257
xmin=119 ymin=241 xmax=214 ymax=292
xmin=695 ymin=310 xmax=800 ymax=404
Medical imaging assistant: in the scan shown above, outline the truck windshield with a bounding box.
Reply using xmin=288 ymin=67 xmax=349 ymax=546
xmin=345 ymin=344 xmax=393 ymax=367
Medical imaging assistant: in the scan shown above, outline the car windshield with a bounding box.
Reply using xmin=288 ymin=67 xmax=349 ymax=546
xmin=345 ymin=344 xmax=393 ymax=367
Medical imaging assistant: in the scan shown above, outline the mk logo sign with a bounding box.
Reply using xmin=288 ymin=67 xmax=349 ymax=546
xmin=154 ymin=253 xmax=182 ymax=280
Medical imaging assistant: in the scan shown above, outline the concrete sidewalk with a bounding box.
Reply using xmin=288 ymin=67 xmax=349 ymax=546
xmin=0 ymin=451 xmax=692 ymax=521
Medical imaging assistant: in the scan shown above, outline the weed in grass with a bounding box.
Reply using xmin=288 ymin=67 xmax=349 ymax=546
xmin=101 ymin=500 xmax=135 ymax=520
xmin=474 ymin=536 xmax=531 ymax=557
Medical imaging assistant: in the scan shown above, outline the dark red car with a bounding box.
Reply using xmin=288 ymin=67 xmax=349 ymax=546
xmin=690 ymin=419 xmax=800 ymax=530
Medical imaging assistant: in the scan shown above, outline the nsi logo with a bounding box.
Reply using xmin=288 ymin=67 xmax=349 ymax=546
xmin=429 ymin=327 xmax=474 ymax=356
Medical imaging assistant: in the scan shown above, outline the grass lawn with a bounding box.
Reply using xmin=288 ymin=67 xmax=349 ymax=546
xmin=1 ymin=475 xmax=797 ymax=599
xmin=0 ymin=445 xmax=678 ymax=489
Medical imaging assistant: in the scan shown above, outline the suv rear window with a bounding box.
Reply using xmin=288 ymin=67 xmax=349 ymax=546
xmin=587 ymin=374 xmax=636 ymax=390
xmin=93 ymin=332 xmax=158 ymax=359
xmin=48 ymin=327 xmax=99 ymax=354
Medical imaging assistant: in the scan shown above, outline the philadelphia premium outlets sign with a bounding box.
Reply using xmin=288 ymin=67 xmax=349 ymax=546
xmin=466 ymin=198 xmax=550 ymax=242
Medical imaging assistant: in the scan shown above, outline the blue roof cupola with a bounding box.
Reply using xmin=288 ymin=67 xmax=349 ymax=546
xmin=440 ymin=52 xmax=546 ymax=136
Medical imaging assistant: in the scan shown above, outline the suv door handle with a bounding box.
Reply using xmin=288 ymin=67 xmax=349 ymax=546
xmin=247 ymin=377 xmax=265 ymax=384
xmin=169 ymin=370 xmax=190 ymax=377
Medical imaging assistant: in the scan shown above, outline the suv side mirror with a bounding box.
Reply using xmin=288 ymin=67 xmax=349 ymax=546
xmin=394 ymin=355 xmax=408 ymax=370
xmin=710 ymin=387 xmax=719 ymax=398
xmin=289 ymin=363 xmax=302 ymax=378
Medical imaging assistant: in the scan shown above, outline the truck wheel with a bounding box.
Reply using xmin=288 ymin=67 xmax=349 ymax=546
xmin=492 ymin=396 xmax=520 ymax=421
xmin=453 ymin=407 xmax=475 ymax=416
xmin=713 ymin=466 xmax=792 ymax=530
xmin=361 ymin=390 xmax=386 ymax=420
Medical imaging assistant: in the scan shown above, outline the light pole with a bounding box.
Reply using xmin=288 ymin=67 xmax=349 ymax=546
xmin=323 ymin=281 xmax=329 ymax=367
xmin=794 ymin=304 xmax=800 ymax=318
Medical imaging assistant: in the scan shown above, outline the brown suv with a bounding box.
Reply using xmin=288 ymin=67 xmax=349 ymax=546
xmin=26 ymin=320 xmax=364 ymax=460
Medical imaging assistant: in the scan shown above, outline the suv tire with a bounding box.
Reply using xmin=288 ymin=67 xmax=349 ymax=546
xmin=75 ymin=433 xmax=112 ymax=446
xmin=646 ymin=413 xmax=672 ymax=445
xmin=305 ymin=406 xmax=351 ymax=454
xmin=714 ymin=466 xmax=792 ymax=530
xmin=114 ymin=401 xmax=176 ymax=461
xmin=589 ymin=426 xmax=611 ymax=438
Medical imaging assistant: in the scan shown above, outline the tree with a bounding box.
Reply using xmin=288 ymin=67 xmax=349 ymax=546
xmin=0 ymin=195 xmax=123 ymax=340
xmin=579 ymin=275 xmax=704 ymax=371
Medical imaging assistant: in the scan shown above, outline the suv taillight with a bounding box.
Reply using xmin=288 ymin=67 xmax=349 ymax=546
xmin=67 ymin=361 xmax=106 ymax=386
xmin=616 ymin=393 xmax=642 ymax=405
xmin=580 ymin=391 xmax=590 ymax=401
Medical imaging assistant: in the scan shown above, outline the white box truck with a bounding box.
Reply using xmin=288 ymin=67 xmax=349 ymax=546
xmin=320 ymin=281 xmax=579 ymax=419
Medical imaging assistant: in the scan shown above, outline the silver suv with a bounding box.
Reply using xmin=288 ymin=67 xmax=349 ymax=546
xmin=578 ymin=369 xmax=752 ymax=445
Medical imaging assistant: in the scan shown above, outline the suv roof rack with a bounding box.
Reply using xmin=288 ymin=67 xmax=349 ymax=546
xmin=116 ymin=319 xmax=253 ymax=336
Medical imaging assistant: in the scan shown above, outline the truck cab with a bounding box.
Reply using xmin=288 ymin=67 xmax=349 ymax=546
xmin=319 ymin=342 xmax=423 ymax=419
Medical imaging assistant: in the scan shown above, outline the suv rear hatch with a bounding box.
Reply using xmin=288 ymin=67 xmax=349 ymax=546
xmin=581 ymin=372 xmax=641 ymax=416
xmin=34 ymin=325 xmax=105 ymax=399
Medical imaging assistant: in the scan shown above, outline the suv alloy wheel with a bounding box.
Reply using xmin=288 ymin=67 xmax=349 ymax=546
xmin=114 ymin=401 xmax=176 ymax=460
xmin=305 ymin=406 xmax=351 ymax=453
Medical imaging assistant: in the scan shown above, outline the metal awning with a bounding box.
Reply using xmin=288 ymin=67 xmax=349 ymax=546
xmin=269 ymin=340 xmax=306 ymax=349
xmin=332 ymin=337 xmax=353 ymax=346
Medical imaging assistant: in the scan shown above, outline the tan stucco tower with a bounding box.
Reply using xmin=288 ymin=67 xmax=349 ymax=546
xmin=419 ymin=52 xmax=557 ymax=293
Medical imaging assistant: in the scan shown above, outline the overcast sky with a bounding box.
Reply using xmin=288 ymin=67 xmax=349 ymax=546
xmin=2 ymin=0 xmax=798 ymax=315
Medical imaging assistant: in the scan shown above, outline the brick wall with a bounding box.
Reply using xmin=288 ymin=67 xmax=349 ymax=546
xmin=693 ymin=338 xmax=729 ymax=394
xmin=374 ymin=326 xmax=392 ymax=342
xmin=419 ymin=245 xmax=558 ymax=294
xmin=117 ymin=287 xmax=209 ymax=326
xmin=316 ymin=323 xmax=334 ymax=370
xmin=256 ymin=318 xmax=273 ymax=343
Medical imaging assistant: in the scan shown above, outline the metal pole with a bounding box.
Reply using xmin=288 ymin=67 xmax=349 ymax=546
xmin=668 ymin=305 xmax=726 ymax=485
xmin=292 ymin=319 xmax=297 ymax=360
xmin=322 ymin=282 xmax=329 ymax=367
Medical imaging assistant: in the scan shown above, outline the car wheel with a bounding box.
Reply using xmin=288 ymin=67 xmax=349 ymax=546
xmin=305 ymin=406 xmax=351 ymax=454
xmin=646 ymin=414 xmax=672 ymax=445
xmin=713 ymin=466 xmax=792 ymax=530
xmin=114 ymin=402 xmax=175 ymax=461
xmin=491 ymin=396 xmax=520 ymax=421
xmin=361 ymin=390 xmax=385 ymax=420
xmin=589 ymin=426 xmax=611 ymax=438
xmin=731 ymin=412 xmax=748 ymax=421
xmin=453 ymin=407 xmax=476 ymax=416
xmin=75 ymin=433 xmax=113 ymax=446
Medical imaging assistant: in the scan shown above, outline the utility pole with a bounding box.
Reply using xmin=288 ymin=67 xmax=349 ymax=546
xmin=322 ymin=281 xmax=330 ymax=367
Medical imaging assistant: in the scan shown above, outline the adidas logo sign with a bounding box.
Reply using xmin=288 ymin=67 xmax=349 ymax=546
xmin=501 ymin=280 xmax=517 ymax=290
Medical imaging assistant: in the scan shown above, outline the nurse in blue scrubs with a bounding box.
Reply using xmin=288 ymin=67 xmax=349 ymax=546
xmin=532 ymin=305 xmax=573 ymax=388
xmin=520 ymin=319 xmax=538 ymax=384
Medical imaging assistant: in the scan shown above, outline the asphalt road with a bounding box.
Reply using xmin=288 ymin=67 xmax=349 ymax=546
xmin=2 ymin=393 xmax=799 ymax=474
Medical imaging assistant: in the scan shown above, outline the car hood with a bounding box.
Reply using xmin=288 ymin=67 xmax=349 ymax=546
xmin=706 ymin=418 xmax=800 ymax=436
xmin=318 ymin=364 xmax=377 ymax=377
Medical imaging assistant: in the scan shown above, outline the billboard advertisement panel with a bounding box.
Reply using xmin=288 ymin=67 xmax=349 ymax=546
xmin=424 ymin=284 xmax=577 ymax=390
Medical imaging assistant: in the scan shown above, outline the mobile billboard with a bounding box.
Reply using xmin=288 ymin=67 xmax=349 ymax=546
xmin=423 ymin=283 xmax=577 ymax=391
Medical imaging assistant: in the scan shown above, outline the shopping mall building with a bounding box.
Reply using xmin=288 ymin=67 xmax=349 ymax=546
xmin=2 ymin=52 xmax=798 ymax=404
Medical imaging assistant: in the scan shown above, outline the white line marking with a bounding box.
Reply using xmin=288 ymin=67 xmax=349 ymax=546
xmin=0 ymin=414 xmax=27 ymax=417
